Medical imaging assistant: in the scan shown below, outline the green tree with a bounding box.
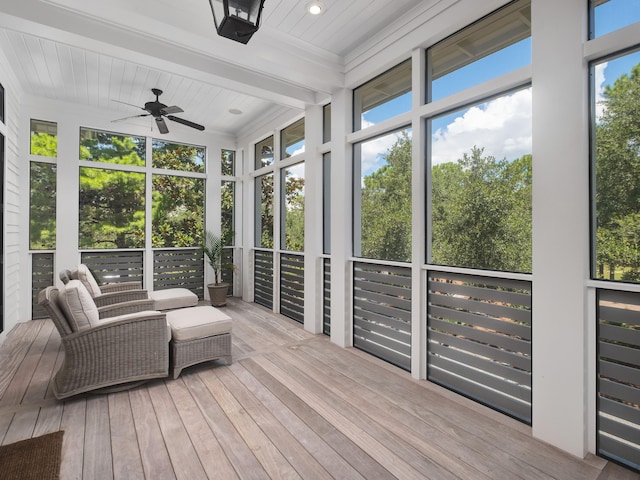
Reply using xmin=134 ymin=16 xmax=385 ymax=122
xmin=283 ymin=174 xmax=305 ymax=251
xmin=360 ymin=131 xmax=412 ymax=262
xmin=79 ymin=167 xmax=145 ymax=248
xmin=221 ymin=180 xmax=235 ymax=246
xmin=79 ymin=131 xmax=146 ymax=248
xmin=595 ymin=62 xmax=640 ymax=280
xmin=80 ymin=130 xmax=145 ymax=165
xmin=431 ymin=147 xmax=532 ymax=272
xmin=29 ymin=129 xmax=58 ymax=249
xmin=151 ymin=142 xmax=205 ymax=247
xmin=29 ymin=162 xmax=57 ymax=249
xmin=257 ymin=174 xmax=274 ymax=248
xmin=30 ymin=131 xmax=57 ymax=157
xmin=152 ymin=175 xmax=204 ymax=247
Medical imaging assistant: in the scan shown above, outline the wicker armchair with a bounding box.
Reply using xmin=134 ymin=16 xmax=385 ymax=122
xmin=61 ymin=264 xmax=198 ymax=310
xmin=38 ymin=280 xmax=169 ymax=399
xmin=59 ymin=266 xmax=148 ymax=308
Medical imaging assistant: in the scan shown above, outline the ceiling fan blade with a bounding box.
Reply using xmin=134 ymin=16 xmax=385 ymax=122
xmin=161 ymin=105 xmax=183 ymax=115
xmin=166 ymin=115 xmax=205 ymax=131
xmin=111 ymin=113 xmax=150 ymax=123
xmin=155 ymin=117 xmax=169 ymax=134
xmin=111 ymin=99 xmax=145 ymax=110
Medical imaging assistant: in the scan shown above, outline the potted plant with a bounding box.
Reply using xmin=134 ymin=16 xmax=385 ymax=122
xmin=201 ymin=230 xmax=233 ymax=306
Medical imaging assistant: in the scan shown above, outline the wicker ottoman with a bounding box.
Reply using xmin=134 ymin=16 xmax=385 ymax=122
xmin=166 ymin=306 xmax=232 ymax=379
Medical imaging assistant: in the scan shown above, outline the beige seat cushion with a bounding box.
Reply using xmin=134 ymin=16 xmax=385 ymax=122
xmin=58 ymin=280 xmax=100 ymax=331
xmin=166 ymin=306 xmax=232 ymax=342
xmin=149 ymin=288 xmax=198 ymax=310
xmin=71 ymin=264 xmax=102 ymax=298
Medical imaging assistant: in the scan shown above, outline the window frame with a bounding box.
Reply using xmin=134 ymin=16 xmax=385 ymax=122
xmin=353 ymin=59 xmax=412 ymax=132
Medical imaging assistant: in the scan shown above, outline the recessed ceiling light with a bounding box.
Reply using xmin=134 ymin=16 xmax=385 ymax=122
xmin=228 ymin=108 xmax=243 ymax=115
xmin=306 ymin=1 xmax=325 ymax=15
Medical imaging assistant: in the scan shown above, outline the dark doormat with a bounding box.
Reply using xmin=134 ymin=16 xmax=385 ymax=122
xmin=0 ymin=431 xmax=64 ymax=480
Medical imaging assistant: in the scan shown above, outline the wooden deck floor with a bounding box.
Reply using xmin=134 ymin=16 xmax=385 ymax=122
xmin=0 ymin=298 xmax=637 ymax=479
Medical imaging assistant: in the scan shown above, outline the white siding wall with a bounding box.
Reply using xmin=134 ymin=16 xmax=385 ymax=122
xmin=0 ymin=46 xmax=24 ymax=343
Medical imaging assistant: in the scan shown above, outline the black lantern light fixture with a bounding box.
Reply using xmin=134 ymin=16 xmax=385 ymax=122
xmin=208 ymin=0 xmax=266 ymax=44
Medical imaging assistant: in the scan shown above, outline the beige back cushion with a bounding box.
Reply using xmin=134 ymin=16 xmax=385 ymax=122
xmin=73 ymin=264 xmax=102 ymax=298
xmin=58 ymin=280 xmax=100 ymax=331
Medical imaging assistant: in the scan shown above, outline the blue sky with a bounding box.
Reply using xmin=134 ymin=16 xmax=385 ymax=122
xmin=593 ymin=0 xmax=640 ymax=37
xmin=359 ymin=2 xmax=639 ymax=173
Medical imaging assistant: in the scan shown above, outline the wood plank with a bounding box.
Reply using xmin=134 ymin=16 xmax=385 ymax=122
xmin=0 ymin=320 xmax=44 ymax=401
xmin=278 ymin=343 xmax=532 ymax=480
xmin=165 ymin=377 xmax=239 ymax=480
xmin=306 ymin=338 xmax=602 ymax=480
xmin=129 ymin=386 xmax=177 ymax=480
xmin=182 ymin=372 xmax=270 ymax=480
xmin=0 ymin=320 xmax=55 ymax=407
xmin=33 ymin=402 xmax=64 ymax=436
xmin=271 ymin=347 xmax=491 ymax=480
xmin=198 ymin=368 xmax=302 ymax=479
xmin=21 ymin=322 xmax=59 ymax=403
xmin=255 ymin=354 xmax=432 ymax=480
xmin=0 ymin=411 xmax=14 ymax=443
xmin=108 ymin=391 xmax=145 ymax=480
xmin=83 ymin=395 xmax=114 ymax=479
xmin=59 ymin=398 xmax=87 ymax=480
xmin=215 ymin=366 xmax=333 ymax=480
xmin=320 ymin=350 xmax=540 ymax=477
xmin=230 ymin=362 xmax=369 ymax=480
xmin=240 ymin=358 xmax=397 ymax=480
xmin=146 ymin=381 xmax=208 ymax=480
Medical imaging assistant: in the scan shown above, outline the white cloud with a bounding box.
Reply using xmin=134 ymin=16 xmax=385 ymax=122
xmin=290 ymin=145 xmax=306 ymax=156
xmin=432 ymin=88 xmax=532 ymax=165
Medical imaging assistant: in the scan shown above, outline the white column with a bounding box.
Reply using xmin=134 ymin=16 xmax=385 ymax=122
xmin=56 ymin=119 xmax=80 ymax=283
xmin=411 ymin=47 xmax=427 ymax=379
xmin=242 ymin=145 xmax=255 ymax=302
xmin=531 ymin=0 xmax=590 ymax=457
xmin=329 ymin=89 xmax=353 ymax=347
xmin=303 ymin=104 xmax=323 ymax=334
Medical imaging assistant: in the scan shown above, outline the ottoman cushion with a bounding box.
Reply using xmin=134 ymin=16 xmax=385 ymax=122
xmin=166 ymin=306 xmax=232 ymax=342
xmin=150 ymin=288 xmax=198 ymax=310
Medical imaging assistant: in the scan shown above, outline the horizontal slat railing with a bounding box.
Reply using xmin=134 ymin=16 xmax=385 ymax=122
xmin=153 ymin=248 xmax=204 ymax=299
xmin=254 ymin=250 xmax=273 ymax=309
xmin=323 ymin=258 xmax=331 ymax=336
xmin=597 ymin=289 xmax=640 ymax=472
xmin=427 ymin=270 xmax=532 ymax=423
xmin=81 ymin=250 xmax=143 ymax=284
xmin=353 ymin=262 xmax=411 ymax=371
xmin=32 ymin=253 xmax=54 ymax=319
xmin=280 ymin=253 xmax=304 ymax=323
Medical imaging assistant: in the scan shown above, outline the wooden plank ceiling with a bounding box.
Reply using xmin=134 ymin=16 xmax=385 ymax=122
xmin=0 ymin=0 xmax=430 ymax=137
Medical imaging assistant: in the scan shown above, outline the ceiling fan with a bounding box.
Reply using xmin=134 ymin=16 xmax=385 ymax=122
xmin=112 ymin=88 xmax=205 ymax=134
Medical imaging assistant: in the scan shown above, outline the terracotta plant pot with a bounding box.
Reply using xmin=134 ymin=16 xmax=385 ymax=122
xmin=207 ymin=283 xmax=229 ymax=307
